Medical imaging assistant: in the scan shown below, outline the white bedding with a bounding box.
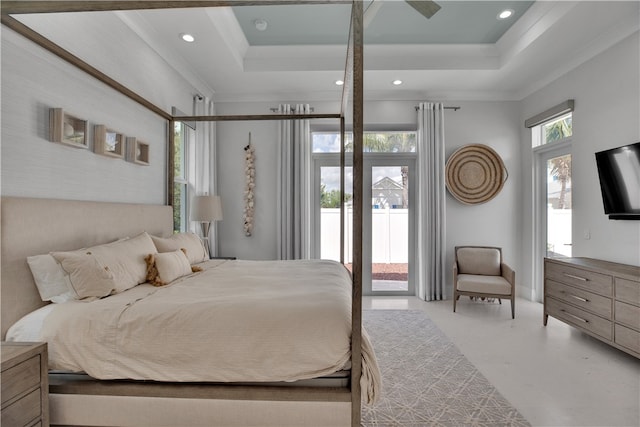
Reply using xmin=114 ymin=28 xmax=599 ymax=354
xmin=7 ymin=259 xmax=380 ymax=403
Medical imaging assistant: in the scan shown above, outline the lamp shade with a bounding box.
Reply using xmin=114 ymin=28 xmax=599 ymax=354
xmin=191 ymin=195 xmax=223 ymax=221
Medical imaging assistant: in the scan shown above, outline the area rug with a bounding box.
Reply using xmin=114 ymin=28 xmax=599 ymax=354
xmin=362 ymin=310 xmax=530 ymax=427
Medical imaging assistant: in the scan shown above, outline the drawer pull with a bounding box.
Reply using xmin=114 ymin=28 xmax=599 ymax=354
xmin=564 ymin=273 xmax=588 ymax=282
xmin=568 ymin=294 xmax=589 ymax=303
xmin=560 ymin=309 xmax=589 ymax=323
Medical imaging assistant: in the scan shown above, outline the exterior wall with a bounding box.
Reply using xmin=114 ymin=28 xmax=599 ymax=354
xmin=520 ymin=31 xmax=640 ymax=298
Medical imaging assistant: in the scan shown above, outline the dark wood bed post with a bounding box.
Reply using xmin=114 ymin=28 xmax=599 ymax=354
xmin=350 ymin=0 xmax=364 ymax=425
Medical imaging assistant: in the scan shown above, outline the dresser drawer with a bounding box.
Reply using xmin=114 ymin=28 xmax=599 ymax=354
xmin=615 ymin=324 xmax=640 ymax=355
xmin=1 ymin=387 xmax=41 ymax=427
xmin=546 ymin=279 xmax=612 ymax=319
xmin=615 ymin=277 xmax=640 ymax=307
xmin=1 ymin=354 xmax=40 ymax=406
xmin=615 ymin=301 xmax=640 ymax=331
xmin=546 ymin=297 xmax=612 ymax=340
xmin=546 ymin=262 xmax=613 ymax=296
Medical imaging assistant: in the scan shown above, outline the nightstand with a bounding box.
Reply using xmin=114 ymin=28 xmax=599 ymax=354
xmin=1 ymin=342 xmax=49 ymax=427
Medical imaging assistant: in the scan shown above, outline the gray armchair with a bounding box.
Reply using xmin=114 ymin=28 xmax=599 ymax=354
xmin=453 ymin=246 xmax=516 ymax=319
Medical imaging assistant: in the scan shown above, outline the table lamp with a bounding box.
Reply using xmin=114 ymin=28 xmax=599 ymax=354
xmin=191 ymin=195 xmax=223 ymax=253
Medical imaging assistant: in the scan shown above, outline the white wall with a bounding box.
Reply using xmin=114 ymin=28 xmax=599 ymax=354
xmin=214 ymin=100 xmax=341 ymax=260
xmin=1 ymin=18 xmax=204 ymax=204
xmin=520 ymin=31 xmax=640 ymax=295
xmin=216 ymin=99 xmax=523 ymax=300
xmin=443 ymin=101 xmax=523 ymax=296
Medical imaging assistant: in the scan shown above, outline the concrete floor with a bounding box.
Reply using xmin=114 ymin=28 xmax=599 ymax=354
xmin=363 ymin=296 xmax=640 ymax=427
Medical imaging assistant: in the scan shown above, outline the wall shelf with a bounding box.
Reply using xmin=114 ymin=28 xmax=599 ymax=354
xmin=126 ymin=137 xmax=149 ymax=165
xmin=49 ymin=108 xmax=87 ymax=148
xmin=94 ymin=125 xmax=124 ymax=158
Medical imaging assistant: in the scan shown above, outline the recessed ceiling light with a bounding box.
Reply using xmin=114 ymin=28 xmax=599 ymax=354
xmin=180 ymin=33 xmax=195 ymax=43
xmin=392 ymin=80 xmax=403 ymax=86
xmin=254 ymin=19 xmax=268 ymax=31
xmin=498 ymin=9 xmax=514 ymax=19
xmin=335 ymin=80 xmax=344 ymax=86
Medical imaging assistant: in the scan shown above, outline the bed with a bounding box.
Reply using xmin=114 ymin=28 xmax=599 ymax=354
xmin=1 ymin=196 xmax=379 ymax=426
xmin=1 ymin=1 xmax=368 ymax=425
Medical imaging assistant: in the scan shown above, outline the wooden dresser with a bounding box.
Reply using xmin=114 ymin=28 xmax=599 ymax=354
xmin=1 ymin=342 xmax=49 ymax=427
xmin=544 ymin=257 xmax=640 ymax=358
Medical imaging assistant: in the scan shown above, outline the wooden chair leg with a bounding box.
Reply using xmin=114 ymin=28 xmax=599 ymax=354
xmin=511 ymin=297 xmax=515 ymax=319
xmin=498 ymin=298 xmax=502 ymax=304
xmin=453 ymin=291 xmax=457 ymax=312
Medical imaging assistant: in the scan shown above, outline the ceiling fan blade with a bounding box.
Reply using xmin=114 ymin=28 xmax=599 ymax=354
xmin=405 ymin=0 xmax=441 ymax=19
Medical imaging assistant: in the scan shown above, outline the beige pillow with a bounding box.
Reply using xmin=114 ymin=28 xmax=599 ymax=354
xmin=51 ymin=252 xmax=116 ymax=300
xmin=154 ymin=249 xmax=193 ymax=285
xmin=88 ymin=232 xmax=157 ymax=292
xmin=151 ymin=233 xmax=208 ymax=264
xmin=52 ymin=232 xmax=157 ymax=294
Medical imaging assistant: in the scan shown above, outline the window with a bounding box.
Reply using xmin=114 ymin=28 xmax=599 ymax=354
xmin=532 ymin=113 xmax=573 ymax=147
xmin=312 ymin=130 xmax=416 ymax=296
xmin=531 ymin=112 xmax=573 ymax=302
xmin=312 ymin=131 xmax=416 ymax=153
xmin=173 ymin=121 xmax=196 ymax=233
xmin=173 ymin=122 xmax=188 ymax=233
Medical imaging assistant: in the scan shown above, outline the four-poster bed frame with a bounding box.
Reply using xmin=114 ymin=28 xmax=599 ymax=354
xmin=1 ymin=1 xmax=366 ymax=425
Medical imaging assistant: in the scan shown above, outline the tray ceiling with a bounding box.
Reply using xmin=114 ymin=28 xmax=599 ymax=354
xmin=10 ymin=1 xmax=640 ymax=103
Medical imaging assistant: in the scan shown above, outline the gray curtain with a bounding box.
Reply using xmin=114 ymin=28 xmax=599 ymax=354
xmin=276 ymin=104 xmax=311 ymax=260
xmin=416 ymin=102 xmax=446 ymax=300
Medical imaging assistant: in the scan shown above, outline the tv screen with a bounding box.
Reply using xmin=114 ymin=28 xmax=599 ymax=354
xmin=595 ymin=141 xmax=640 ymax=220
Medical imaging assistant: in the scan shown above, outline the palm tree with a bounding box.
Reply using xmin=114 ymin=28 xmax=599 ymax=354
xmin=544 ymin=116 xmax=572 ymax=144
xmin=544 ymin=119 xmax=572 ymax=209
xmin=550 ymin=155 xmax=571 ymax=209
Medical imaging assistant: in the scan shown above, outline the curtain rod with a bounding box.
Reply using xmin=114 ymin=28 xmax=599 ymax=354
xmin=269 ymin=107 xmax=315 ymax=113
xmin=414 ymin=106 xmax=461 ymax=111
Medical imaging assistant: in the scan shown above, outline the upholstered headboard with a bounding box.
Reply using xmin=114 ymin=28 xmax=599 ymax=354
xmin=1 ymin=197 xmax=173 ymax=338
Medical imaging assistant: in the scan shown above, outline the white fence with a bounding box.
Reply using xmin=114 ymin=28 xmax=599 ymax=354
xmin=321 ymin=206 xmax=573 ymax=262
xmin=548 ymin=208 xmax=572 ymax=257
xmin=320 ymin=208 xmax=409 ymax=263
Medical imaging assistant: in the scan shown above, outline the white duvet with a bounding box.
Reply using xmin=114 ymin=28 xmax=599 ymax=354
xmin=9 ymin=259 xmax=380 ymax=403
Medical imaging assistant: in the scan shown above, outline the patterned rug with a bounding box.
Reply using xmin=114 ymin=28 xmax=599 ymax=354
xmin=362 ymin=310 xmax=530 ymax=427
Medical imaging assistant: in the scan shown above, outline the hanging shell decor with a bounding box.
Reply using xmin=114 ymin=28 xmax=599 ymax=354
xmin=243 ymin=133 xmax=255 ymax=236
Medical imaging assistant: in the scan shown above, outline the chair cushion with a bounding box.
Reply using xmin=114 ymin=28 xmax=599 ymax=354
xmin=456 ymin=247 xmax=501 ymax=276
xmin=456 ymin=274 xmax=512 ymax=296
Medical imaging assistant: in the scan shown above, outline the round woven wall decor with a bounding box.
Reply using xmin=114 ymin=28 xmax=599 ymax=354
xmin=445 ymin=144 xmax=507 ymax=205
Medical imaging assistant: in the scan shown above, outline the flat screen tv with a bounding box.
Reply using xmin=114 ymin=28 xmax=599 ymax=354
xmin=595 ymin=141 xmax=640 ymax=220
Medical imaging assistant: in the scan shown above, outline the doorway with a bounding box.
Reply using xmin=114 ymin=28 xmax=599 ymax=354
xmin=313 ymin=154 xmax=416 ymax=296
xmin=534 ymin=143 xmax=572 ymax=301
xmin=363 ymin=155 xmax=415 ymax=295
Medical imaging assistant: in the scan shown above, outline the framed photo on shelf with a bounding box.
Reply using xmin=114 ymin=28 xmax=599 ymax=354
xmin=49 ymin=108 xmax=87 ymax=148
xmin=94 ymin=125 xmax=124 ymax=158
xmin=126 ymin=137 xmax=150 ymax=165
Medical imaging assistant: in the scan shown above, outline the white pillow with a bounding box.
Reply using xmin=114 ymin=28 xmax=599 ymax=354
xmin=6 ymin=304 xmax=57 ymax=342
xmin=151 ymin=233 xmax=208 ymax=264
xmin=27 ymin=254 xmax=76 ymax=303
xmin=154 ymin=249 xmax=193 ymax=285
